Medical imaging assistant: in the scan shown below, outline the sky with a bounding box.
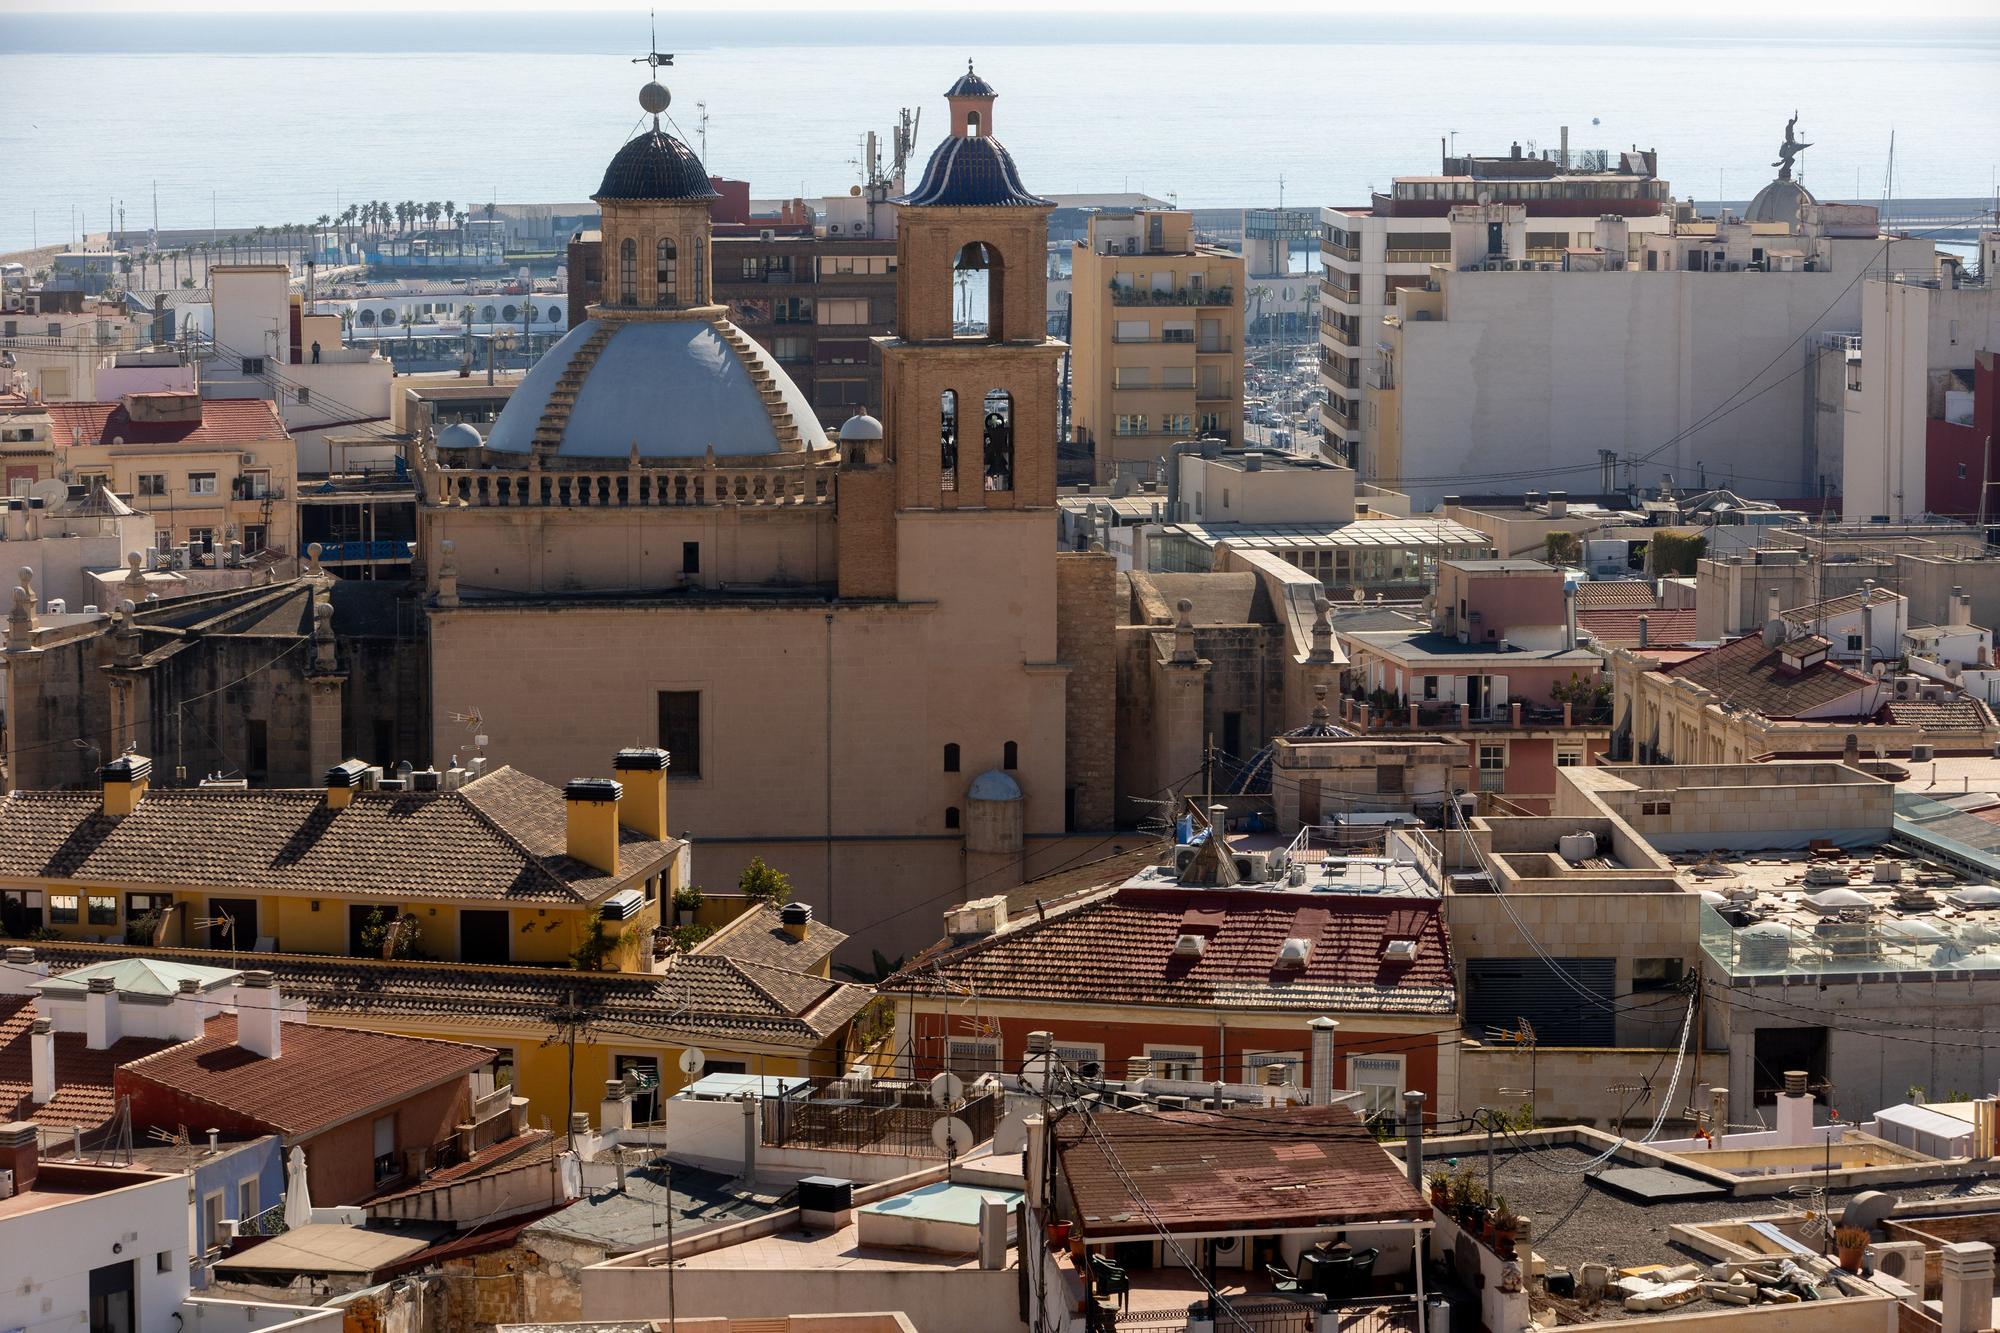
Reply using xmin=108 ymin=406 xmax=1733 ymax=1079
xmin=9 ymin=0 xmax=1999 ymax=14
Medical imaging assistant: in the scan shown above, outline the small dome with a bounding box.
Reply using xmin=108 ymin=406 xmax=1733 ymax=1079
xmin=437 ymin=421 xmax=485 ymax=451
xmin=1743 ymin=176 xmax=1815 ymax=227
xmin=900 ymin=136 xmax=1051 ymax=209
xmin=838 ymin=412 xmax=884 ymax=442
xmin=595 ymin=129 xmax=720 ymax=203
xmin=947 ymin=61 xmax=996 ymax=98
xmin=967 ymin=770 xmax=1023 ymax=802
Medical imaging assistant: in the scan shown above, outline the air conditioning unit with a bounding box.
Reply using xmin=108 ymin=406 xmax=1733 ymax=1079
xmin=1866 ymin=1241 xmax=1926 ymax=1283
xmin=1911 ymin=743 xmax=1935 ymax=763
xmin=758 ymin=229 xmax=776 ymax=242
xmin=240 ymin=453 xmax=256 ymax=467
xmin=1233 ymin=851 xmax=1274 ymax=882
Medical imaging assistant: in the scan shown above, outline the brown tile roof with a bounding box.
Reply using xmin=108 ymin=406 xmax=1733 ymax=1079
xmin=1054 ymin=1103 xmax=1429 ymax=1240
xmin=44 ymin=397 xmax=287 ymax=447
xmin=1884 ymin=697 xmax=1998 ymax=734
xmin=1779 ymin=587 xmax=1899 ymax=624
xmin=0 ymin=766 xmax=675 ymax=906
xmin=1576 ymin=607 xmax=1700 ymax=649
xmin=1571 ymin=582 xmax=1659 ymax=611
xmin=0 ymin=996 xmax=172 ymax=1128
xmin=697 ymin=903 xmax=846 ymax=973
xmin=1660 ymin=633 xmax=1876 ymax=719
xmin=26 ymin=941 xmax=873 ymax=1052
xmin=882 ymin=886 xmax=1454 ymax=1015
xmin=365 ymin=1129 xmax=558 ymax=1208
xmin=116 ymin=1013 xmax=495 ymax=1138
xmin=999 ymin=842 xmax=1172 ymax=920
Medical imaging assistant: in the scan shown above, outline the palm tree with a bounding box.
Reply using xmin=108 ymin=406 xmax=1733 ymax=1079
xmin=833 ymin=950 xmax=905 ymax=984
xmin=425 ymin=201 xmax=442 ymax=231
xmin=252 ymin=224 xmax=267 ymax=261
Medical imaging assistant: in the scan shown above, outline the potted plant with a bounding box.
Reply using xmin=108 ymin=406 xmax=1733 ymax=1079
xmin=1493 ymin=1196 xmax=1519 ymax=1258
xmin=1834 ymin=1226 xmax=1870 ymax=1273
xmin=1046 ymin=1219 xmax=1072 ymax=1250
xmin=1428 ymin=1170 xmax=1451 ymax=1209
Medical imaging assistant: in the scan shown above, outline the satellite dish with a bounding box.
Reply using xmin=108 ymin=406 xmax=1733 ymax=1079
xmin=931 ymin=1115 xmax=974 ymax=1157
xmin=929 ymin=1071 xmax=964 ymax=1107
xmin=1477 ymin=190 xmax=1493 ymax=206
xmin=30 ymin=478 xmax=67 ymax=506
xmin=677 ymin=1047 xmax=706 ymax=1076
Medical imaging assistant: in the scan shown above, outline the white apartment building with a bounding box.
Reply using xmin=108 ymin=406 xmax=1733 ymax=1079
xmin=1317 ymin=136 xmax=1674 ymax=469
xmin=1839 ymin=270 xmax=2000 ymax=522
xmin=1363 ymin=201 xmax=1936 ymax=508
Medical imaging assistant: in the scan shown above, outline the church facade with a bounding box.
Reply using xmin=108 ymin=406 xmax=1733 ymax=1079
xmin=413 ymin=69 xmax=1129 ymax=959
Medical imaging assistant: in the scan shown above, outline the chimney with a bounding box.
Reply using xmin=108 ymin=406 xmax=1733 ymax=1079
xmin=1024 ymin=1114 xmax=1047 ymax=1208
xmin=100 ymin=753 xmax=151 ymax=817
xmin=1637 ymin=614 xmax=1650 ymax=649
xmin=1843 ymin=733 xmax=1861 ymax=764
xmin=1547 ymin=489 xmax=1568 ymax=518
xmin=612 ymin=747 xmax=670 ymax=841
xmin=779 ymin=901 xmax=813 ymax=941
xmin=236 ymin=970 xmax=282 ymax=1059
xmin=1951 ymin=585 xmax=1970 ymax=627
xmin=173 ymin=977 xmax=206 ymax=1041
xmin=600 ymin=1078 xmax=631 ymax=1134
xmin=2 ymin=946 xmax=44 ymax=997
xmin=84 ymin=976 xmax=121 ymax=1050
xmin=1308 ymin=1016 xmax=1338 ymax=1106
xmin=1708 ymin=1085 xmax=1730 ymax=1135
xmin=1941 ymin=1243 xmax=1995 ymax=1333
xmin=1765 ymin=585 xmax=1782 ymax=625
xmin=29 ymin=1018 xmax=54 ymax=1105
xmin=1777 ymin=1069 xmax=1814 ymax=1145
xmin=563 ymin=778 xmax=624 ymax=875
xmin=978 ymin=1199 xmax=1009 ymax=1270
xmin=323 ymin=758 xmax=371 ymax=810
xmin=0 ymin=1121 xmax=38 ymax=1196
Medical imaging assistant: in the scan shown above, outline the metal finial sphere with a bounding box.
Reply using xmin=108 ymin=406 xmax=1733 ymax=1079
xmin=639 ymin=81 xmax=672 ymax=115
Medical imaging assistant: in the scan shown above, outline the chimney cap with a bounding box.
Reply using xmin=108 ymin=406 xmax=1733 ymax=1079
xmin=324 ymin=758 xmax=373 ymax=790
xmin=100 ymin=753 xmax=152 ymax=783
xmin=613 ymin=747 xmax=671 ymax=773
xmin=779 ymin=902 xmax=813 ymax=926
xmin=87 ymin=976 xmax=116 ymax=993
xmin=563 ymin=777 xmax=624 ymax=803
xmin=239 ymin=970 xmax=274 ymax=989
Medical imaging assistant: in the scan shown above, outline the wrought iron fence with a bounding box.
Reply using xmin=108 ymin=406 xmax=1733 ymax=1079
xmin=762 ymin=1077 xmax=998 ymax=1157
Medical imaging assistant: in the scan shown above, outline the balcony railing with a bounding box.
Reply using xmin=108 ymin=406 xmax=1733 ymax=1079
xmin=1109 ymin=285 xmax=1235 ymax=307
xmin=1321 ymin=240 xmax=1362 ymax=264
xmin=423 ymin=456 xmax=837 ymax=509
xmin=1195 ymin=383 xmax=1232 ymax=402
xmin=1321 ymin=318 xmax=1356 ymax=347
xmin=1196 ymin=338 xmax=1232 ymax=354
xmin=1321 ymin=280 xmax=1361 ymax=306
xmin=763 ymin=1076 xmax=999 ymax=1156
xmin=1384 ymin=248 xmax=1449 ymax=264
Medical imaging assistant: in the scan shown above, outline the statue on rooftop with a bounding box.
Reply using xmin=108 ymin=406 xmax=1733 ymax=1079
xmin=1774 ymin=113 xmax=1812 ymax=181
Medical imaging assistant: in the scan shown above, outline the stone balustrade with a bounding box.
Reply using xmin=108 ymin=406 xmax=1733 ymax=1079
xmin=422 ymin=458 xmax=836 ymax=509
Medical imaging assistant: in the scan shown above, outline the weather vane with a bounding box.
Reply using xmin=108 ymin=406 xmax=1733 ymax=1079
xmin=633 ymin=10 xmax=674 ymax=128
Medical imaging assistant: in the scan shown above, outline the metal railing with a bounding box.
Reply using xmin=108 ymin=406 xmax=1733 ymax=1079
xmin=1197 ymin=339 xmax=1233 ymax=354
xmin=238 ymin=1201 xmax=289 ymax=1238
xmin=1110 ymin=287 xmax=1236 ymax=308
xmin=762 ymin=1077 xmax=998 ymax=1157
xmin=1383 ymin=249 xmax=1449 ymax=265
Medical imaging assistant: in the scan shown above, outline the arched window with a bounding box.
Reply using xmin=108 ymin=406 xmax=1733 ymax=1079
xmin=982 ymin=389 xmax=1014 ymax=492
xmin=693 ymin=239 xmax=707 ymax=304
xmin=619 ymin=237 xmax=637 ymax=304
xmin=939 ymin=389 xmax=958 ymax=492
xmin=357 ymin=309 xmax=375 ymax=327
xmin=655 ymin=238 xmax=678 ymax=306
xmin=952 ymin=241 xmax=1004 ymax=341
xmin=1003 ymin=741 xmax=1018 ymax=771
xmin=966 ymin=111 xmax=982 ymax=138
xmin=945 ymin=806 xmax=961 ymax=830
xmin=943 ymin=743 xmax=960 ymax=773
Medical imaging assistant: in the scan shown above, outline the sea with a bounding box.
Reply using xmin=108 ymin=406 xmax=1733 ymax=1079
xmin=2 ymin=11 xmax=1998 ymax=258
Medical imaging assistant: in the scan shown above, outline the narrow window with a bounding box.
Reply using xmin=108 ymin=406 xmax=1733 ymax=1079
xmin=681 ymin=541 xmax=700 ymax=575
xmin=1003 ymin=740 xmax=1018 ymax=771
xmin=940 ymin=389 xmax=958 ymax=492
xmin=658 ymin=690 xmax=701 ymax=778
xmin=619 ymin=238 xmax=637 ymax=304
xmin=655 ymin=238 xmax=677 ymax=306
xmin=944 ymin=743 xmax=961 ymax=773
xmin=945 ymin=806 xmax=961 ymax=830
xmin=982 ymin=389 xmax=1014 ymax=491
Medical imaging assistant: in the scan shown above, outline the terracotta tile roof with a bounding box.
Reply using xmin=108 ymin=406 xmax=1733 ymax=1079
xmin=43 ymin=397 xmax=286 ymax=447
xmin=1571 ymin=582 xmax=1659 ymax=610
xmin=697 ymin=903 xmax=846 ymax=972
xmin=1884 ymin=697 xmax=1998 ymax=734
xmin=1576 ymin=607 xmax=1700 ymax=649
xmin=1000 ymin=842 xmax=1172 ymax=920
xmin=0 ymin=766 xmax=675 ymax=906
xmin=115 ymin=1013 xmax=495 ymax=1138
xmin=365 ymin=1129 xmax=557 ymax=1208
xmin=882 ymin=886 xmax=1454 ymax=1015
xmin=1054 ymin=1103 xmax=1429 ymax=1240
xmin=0 ymin=996 xmax=172 ymax=1128
xmin=1780 ymin=587 xmax=1899 ymax=624
xmin=1660 ymin=633 xmax=1876 ymax=719
xmin=28 ymin=942 xmax=872 ymax=1052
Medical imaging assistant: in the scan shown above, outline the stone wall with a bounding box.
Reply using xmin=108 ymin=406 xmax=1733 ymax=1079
xmin=1054 ymin=550 xmax=1118 ymax=831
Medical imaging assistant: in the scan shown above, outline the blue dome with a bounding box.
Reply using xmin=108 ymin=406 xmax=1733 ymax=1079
xmin=484 ymin=318 xmax=829 ymax=459
xmin=437 ymin=421 xmax=485 ymax=451
xmin=946 ymin=63 xmax=996 ymax=98
xmin=967 ymin=770 xmax=1023 ymax=802
xmin=595 ymin=129 xmax=720 ymax=203
xmin=900 ymin=136 xmax=1051 ymax=209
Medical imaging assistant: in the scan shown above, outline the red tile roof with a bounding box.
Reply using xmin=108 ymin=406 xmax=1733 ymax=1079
xmin=1660 ymin=633 xmax=1876 ymax=719
xmin=43 ymin=397 xmax=286 ymax=447
xmin=1055 ymin=1103 xmax=1429 ymax=1240
xmin=0 ymin=996 xmax=172 ymax=1128
xmin=1571 ymin=582 xmax=1660 ymax=611
xmin=115 ymin=1013 xmax=494 ymax=1138
xmin=884 ymin=886 xmax=1454 ymax=1015
xmin=1577 ymin=607 xmax=1700 ymax=649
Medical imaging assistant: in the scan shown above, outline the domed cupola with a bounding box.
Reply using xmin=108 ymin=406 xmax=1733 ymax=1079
xmin=595 ymin=129 xmax=721 ymax=204
xmin=899 ymin=61 xmax=1052 ymax=209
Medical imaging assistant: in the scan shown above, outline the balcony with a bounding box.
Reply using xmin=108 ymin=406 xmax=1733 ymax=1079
xmin=1109 ymin=284 xmax=1235 ymax=307
xmin=1328 ymin=367 xmax=1360 ymax=391
xmin=1320 ymin=318 xmax=1357 ymax=347
xmin=1321 ymin=239 xmax=1361 ymax=264
xmin=1320 ymin=280 xmax=1361 ymax=306
xmin=1196 ymin=383 xmax=1233 ymax=402
xmin=1384 ymin=248 xmax=1449 ymax=265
